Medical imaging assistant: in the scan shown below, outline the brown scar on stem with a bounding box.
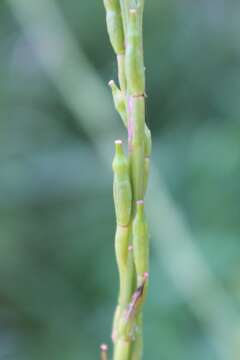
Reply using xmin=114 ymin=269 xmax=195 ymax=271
xmin=124 ymin=275 xmax=148 ymax=321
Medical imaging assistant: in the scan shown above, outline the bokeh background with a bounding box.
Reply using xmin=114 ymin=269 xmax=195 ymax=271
xmin=1 ymin=0 xmax=240 ymax=359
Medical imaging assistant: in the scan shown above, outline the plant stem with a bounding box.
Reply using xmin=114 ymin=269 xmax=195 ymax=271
xmin=103 ymin=0 xmax=151 ymax=358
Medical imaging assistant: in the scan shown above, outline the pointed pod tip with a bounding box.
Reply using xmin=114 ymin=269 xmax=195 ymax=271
xmin=100 ymin=344 xmax=108 ymax=352
xmin=144 ymin=272 xmax=149 ymax=281
xmin=114 ymin=139 xmax=125 ymax=158
xmin=136 ymin=199 xmax=144 ymax=206
xmin=108 ymin=79 xmax=115 ymax=88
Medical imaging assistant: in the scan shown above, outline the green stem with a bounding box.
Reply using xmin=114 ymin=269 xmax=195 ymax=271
xmin=103 ymin=1 xmax=151 ymax=359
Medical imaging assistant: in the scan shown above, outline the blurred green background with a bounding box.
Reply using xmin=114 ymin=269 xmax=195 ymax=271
xmin=1 ymin=0 xmax=240 ymax=359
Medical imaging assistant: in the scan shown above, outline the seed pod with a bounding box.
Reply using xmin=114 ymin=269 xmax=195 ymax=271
xmin=103 ymin=0 xmax=125 ymax=55
xmin=132 ymin=200 xmax=149 ymax=284
xmin=117 ymin=54 xmax=127 ymax=92
xmin=115 ymin=226 xmax=129 ymax=273
xmin=128 ymin=96 xmax=145 ymax=201
xmin=142 ymin=126 xmax=151 ymax=195
xmin=109 ymin=80 xmax=127 ymax=126
xmin=112 ymin=140 xmax=132 ymax=226
xmin=117 ymin=246 xmax=136 ymax=341
xmin=144 ymin=124 xmax=152 ymax=157
xmin=125 ymin=8 xmax=145 ymax=96
xmin=115 ymin=225 xmax=130 ymax=307
xmin=143 ymin=157 xmax=150 ymax=196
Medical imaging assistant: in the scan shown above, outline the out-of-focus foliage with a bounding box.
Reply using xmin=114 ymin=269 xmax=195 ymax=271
xmin=0 ymin=0 xmax=240 ymax=359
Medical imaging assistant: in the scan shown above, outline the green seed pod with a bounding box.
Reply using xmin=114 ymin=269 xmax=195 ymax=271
xmin=103 ymin=0 xmax=125 ymax=55
xmin=144 ymin=124 xmax=152 ymax=157
xmin=115 ymin=225 xmax=130 ymax=306
xmin=117 ymin=245 xmax=136 ymax=341
xmin=117 ymin=54 xmax=127 ymax=92
xmin=125 ymin=8 xmax=145 ymax=96
xmin=143 ymin=157 xmax=150 ymax=196
xmin=112 ymin=140 xmax=132 ymax=226
xmin=123 ymin=244 xmax=136 ymax=306
xmin=115 ymin=226 xmax=129 ymax=273
xmin=143 ymin=124 xmax=151 ymax=196
xmin=132 ymin=200 xmax=149 ymax=284
xmin=109 ymin=80 xmax=127 ymax=126
xmin=128 ymin=96 xmax=145 ymax=201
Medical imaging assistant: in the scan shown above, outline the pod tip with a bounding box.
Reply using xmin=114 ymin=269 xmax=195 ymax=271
xmin=144 ymin=272 xmax=149 ymax=281
xmin=100 ymin=344 xmax=108 ymax=352
xmin=108 ymin=80 xmax=114 ymax=87
xmin=115 ymin=139 xmax=123 ymax=145
xmin=136 ymin=199 xmax=144 ymax=205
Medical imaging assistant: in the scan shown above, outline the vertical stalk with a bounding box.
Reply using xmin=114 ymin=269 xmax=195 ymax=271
xmin=103 ymin=0 xmax=151 ymax=359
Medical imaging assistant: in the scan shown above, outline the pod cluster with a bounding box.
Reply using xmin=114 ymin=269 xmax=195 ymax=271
xmin=103 ymin=1 xmax=151 ymax=359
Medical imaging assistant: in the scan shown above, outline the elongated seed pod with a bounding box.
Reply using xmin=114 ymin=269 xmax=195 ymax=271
xmin=144 ymin=125 xmax=152 ymax=157
xmin=125 ymin=8 xmax=145 ymax=96
xmin=115 ymin=225 xmax=130 ymax=306
xmin=123 ymin=245 xmax=136 ymax=306
xmin=103 ymin=0 xmax=125 ymax=55
xmin=112 ymin=140 xmax=132 ymax=226
xmin=132 ymin=200 xmax=149 ymax=285
xmin=128 ymin=96 xmax=145 ymax=201
xmin=143 ymin=126 xmax=151 ymax=195
xmin=143 ymin=157 xmax=150 ymax=196
xmin=117 ymin=54 xmax=127 ymax=92
xmin=115 ymin=246 xmax=136 ymax=341
xmin=109 ymin=80 xmax=127 ymax=126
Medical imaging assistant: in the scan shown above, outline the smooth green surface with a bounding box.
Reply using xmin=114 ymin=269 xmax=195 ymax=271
xmin=1 ymin=0 xmax=240 ymax=359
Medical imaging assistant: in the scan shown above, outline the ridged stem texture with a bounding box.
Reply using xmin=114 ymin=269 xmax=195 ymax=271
xmin=103 ymin=1 xmax=151 ymax=359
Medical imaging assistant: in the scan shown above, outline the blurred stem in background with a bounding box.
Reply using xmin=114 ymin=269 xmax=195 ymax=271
xmin=103 ymin=1 xmax=150 ymax=358
xmin=6 ymin=0 xmax=240 ymax=358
